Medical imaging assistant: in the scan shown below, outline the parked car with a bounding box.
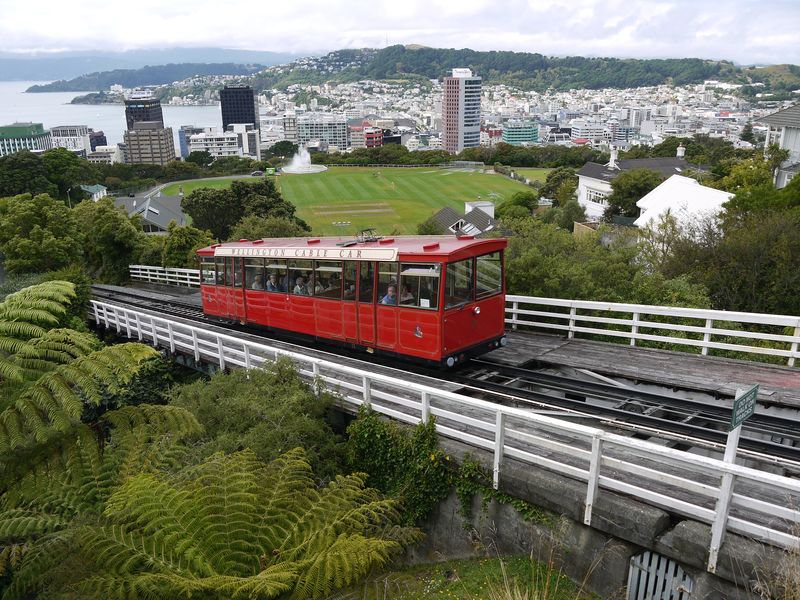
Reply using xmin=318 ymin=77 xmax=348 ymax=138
xmin=250 ymin=170 xmax=264 ymax=177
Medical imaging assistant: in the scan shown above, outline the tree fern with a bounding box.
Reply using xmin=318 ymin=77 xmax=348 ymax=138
xmin=4 ymin=449 xmax=420 ymax=600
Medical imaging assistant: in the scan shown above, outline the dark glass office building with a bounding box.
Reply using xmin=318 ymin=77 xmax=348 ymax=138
xmin=220 ymin=86 xmax=259 ymax=131
xmin=124 ymin=98 xmax=164 ymax=130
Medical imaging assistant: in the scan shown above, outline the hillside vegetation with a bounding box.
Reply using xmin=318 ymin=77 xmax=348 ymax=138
xmin=26 ymin=62 xmax=265 ymax=92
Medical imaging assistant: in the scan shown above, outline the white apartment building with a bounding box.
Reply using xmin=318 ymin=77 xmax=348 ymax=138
xmin=50 ymin=125 xmax=91 ymax=154
xmin=442 ymin=68 xmax=482 ymax=153
xmin=569 ymin=118 xmax=610 ymax=143
xmin=297 ymin=113 xmax=348 ymax=149
xmin=189 ymin=130 xmax=242 ymax=159
xmin=87 ymin=144 xmax=125 ymax=164
xmin=227 ymin=123 xmax=261 ymax=159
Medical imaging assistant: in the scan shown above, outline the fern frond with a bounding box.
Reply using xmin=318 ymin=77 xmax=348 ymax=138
xmin=289 ymin=535 xmax=400 ymax=600
xmin=0 ymin=509 xmax=67 ymax=542
xmin=0 ymin=343 xmax=159 ymax=452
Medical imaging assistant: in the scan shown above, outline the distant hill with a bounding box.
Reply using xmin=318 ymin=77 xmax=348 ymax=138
xmin=362 ymin=46 xmax=739 ymax=90
xmin=26 ymin=63 xmax=266 ymax=92
xmin=249 ymin=45 xmax=800 ymax=95
xmin=0 ymin=48 xmax=299 ymax=81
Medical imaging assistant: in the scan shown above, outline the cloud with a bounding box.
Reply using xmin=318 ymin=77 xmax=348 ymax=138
xmin=0 ymin=0 xmax=797 ymax=64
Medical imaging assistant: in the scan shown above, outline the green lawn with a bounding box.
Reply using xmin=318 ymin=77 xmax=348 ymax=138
xmin=163 ymin=168 xmax=533 ymax=235
xmin=279 ymin=167 xmax=531 ymax=235
xmin=512 ymin=168 xmax=552 ymax=184
xmin=162 ymin=177 xmax=245 ymax=196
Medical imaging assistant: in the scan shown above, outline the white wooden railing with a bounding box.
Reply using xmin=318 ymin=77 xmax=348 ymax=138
xmin=127 ymin=266 xmax=800 ymax=367
xmin=129 ymin=265 xmax=201 ymax=287
xmin=91 ymin=299 xmax=800 ymax=571
xmin=506 ymin=295 xmax=800 ymax=367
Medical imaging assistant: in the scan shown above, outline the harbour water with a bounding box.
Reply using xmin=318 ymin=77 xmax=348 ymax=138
xmin=0 ymin=81 xmax=222 ymax=148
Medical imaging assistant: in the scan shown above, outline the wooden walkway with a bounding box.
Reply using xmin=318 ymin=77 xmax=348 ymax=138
xmin=490 ymin=331 xmax=800 ymax=408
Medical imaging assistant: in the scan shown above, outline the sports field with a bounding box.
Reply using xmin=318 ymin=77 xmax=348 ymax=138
xmin=164 ymin=167 xmax=534 ymax=235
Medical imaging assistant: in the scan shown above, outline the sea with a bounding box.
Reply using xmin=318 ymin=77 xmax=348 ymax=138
xmin=0 ymin=80 xmax=223 ymax=148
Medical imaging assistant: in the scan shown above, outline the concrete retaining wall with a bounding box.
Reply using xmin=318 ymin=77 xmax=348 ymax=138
xmin=407 ymin=437 xmax=789 ymax=599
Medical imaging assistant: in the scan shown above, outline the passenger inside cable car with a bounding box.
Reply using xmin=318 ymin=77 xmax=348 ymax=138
xmin=380 ymin=286 xmax=397 ymax=305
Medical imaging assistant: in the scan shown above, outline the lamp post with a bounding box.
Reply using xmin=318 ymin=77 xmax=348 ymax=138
xmin=65 ymin=185 xmax=78 ymax=209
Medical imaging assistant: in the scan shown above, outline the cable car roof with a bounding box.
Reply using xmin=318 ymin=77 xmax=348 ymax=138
xmin=197 ymin=236 xmax=507 ymax=262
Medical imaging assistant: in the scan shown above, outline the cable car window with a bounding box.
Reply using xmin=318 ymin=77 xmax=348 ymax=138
xmin=445 ymin=259 xmax=474 ymax=308
xmin=476 ymin=251 xmax=503 ymax=299
xmin=245 ymin=258 xmax=265 ymax=290
xmin=314 ymin=260 xmax=342 ymax=299
xmin=399 ymin=263 xmax=440 ymax=310
xmin=215 ymin=258 xmax=226 ymax=285
xmin=359 ymin=262 xmax=375 ymax=303
xmin=229 ymin=257 xmax=243 ymax=288
xmin=377 ymin=262 xmax=399 ymax=305
xmin=288 ymin=259 xmax=313 ymax=295
xmin=265 ymin=260 xmax=288 ymax=292
xmin=343 ymin=261 xmax=357 ymax=301
xmin=201 ymin=257 xmax=216 ymax=285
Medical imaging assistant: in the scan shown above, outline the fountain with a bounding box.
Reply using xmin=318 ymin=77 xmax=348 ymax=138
xmin=281 ymin=146 xmax=328 ymax=174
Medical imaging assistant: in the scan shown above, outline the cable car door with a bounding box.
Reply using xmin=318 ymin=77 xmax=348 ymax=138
xmin=357 ymin=262 xmax=376 ymax=345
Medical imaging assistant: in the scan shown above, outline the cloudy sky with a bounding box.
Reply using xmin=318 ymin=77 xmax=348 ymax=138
xmin=1 ymin=0 xmax=798 ymax=65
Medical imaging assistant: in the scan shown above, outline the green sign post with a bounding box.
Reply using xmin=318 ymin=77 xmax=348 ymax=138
xmin=709 ymin=383 xmax=760 ymax=573
xmin=729 ymin=384 xmax=759 ymax=431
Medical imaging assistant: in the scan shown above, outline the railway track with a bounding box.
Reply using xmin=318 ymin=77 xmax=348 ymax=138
xmin=91 ymin=285 xmax=800 ymax=469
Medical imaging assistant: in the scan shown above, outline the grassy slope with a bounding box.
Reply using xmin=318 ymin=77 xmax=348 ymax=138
xmin=165 ymin=168 xmax=533 ymax=235
xmin=510 ymin=168 xmax=552 ymax=184
xmin=162 ymin=177 xmax=244 ymax=196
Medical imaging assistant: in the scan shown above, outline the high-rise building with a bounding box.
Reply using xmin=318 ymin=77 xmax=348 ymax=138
xmin=297 ymin=114 xmax=348 ymax=150
xmin=124 ymin=96 xmax=164 ymax=130
xmin=501 ymin=120 xmax=538 ymax=146
xmin=89 ymin=130 xmax=107 ymax=151
xmin=0 ymin=122 xmax=52 ymax=157
xmin=442 ymin=68 xmax=482 ymax=154
xmin=220 ymin=86 xmax=259 ymax=132
xmin=123 ymin=121 xmax=175 ymax=166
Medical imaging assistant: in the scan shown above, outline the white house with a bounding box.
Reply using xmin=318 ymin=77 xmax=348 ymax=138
xmin=760 ymin=103 xmax=800 ymax=189
xmin=633 ymin=175 xmax=732 ymax=230
xmin=80 ymin=184 xmax=108 ymax=202
xmin=576 ymin=145 xmax=700 ymax=219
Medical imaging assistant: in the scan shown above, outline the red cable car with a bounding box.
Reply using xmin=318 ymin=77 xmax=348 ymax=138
xmin=196 ymin=235 xmax=508 ymax=367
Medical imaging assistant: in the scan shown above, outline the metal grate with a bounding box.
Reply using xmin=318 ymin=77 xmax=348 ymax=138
xmin=627 ymin=551 xmax=693 ymax=600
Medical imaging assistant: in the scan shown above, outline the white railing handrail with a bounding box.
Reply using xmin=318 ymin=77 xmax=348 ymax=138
xmin=127 ymin=266 xmax=800 ymax=366
xmin=91 ymin=299 xmax=800 ymax=570
xmin=506 ymin=295 xmax=800 ymax=367
xmin=506 ymin=294 xmax=800 ymax=329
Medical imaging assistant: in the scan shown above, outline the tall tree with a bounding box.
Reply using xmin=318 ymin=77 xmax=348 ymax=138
xmin=72 ymin=198 xmax=145 ymax=283
xmin=161 ymin=221 xmax=214 ymax=268
xmin=0 ymin=151 xmax=57 ymax=198
xmin=41 ymin=148 xmax=100 ymax=202
xmin=740 ymin=122 xmax=756 ymax=144
xmin=229 ymin=215 xmax=309 ymax=241
xmin=539 ymin=167 xmax=578 ymax=201
xmin=0 ymin=194 xmax=81 ymax=274
xmin=181 ymin=188 xmax=241 ymax=241
xmin=603 ymin=169 xmax=664 ymax=220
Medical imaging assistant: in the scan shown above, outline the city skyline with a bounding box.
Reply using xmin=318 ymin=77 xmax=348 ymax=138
xmin=0 ymin=0 xmax=798 ymax=66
